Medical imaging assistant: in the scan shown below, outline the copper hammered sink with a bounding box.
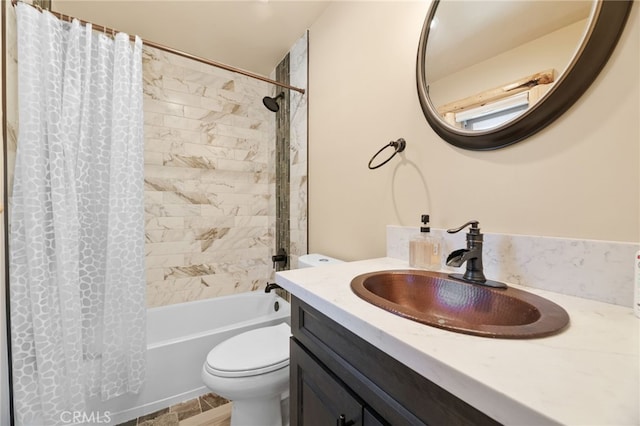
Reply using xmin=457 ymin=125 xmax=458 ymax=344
xmin=351 ymin=270 xmax=569 ymax=339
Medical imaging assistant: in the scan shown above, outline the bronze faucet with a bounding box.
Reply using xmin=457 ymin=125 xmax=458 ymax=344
xmin=446 ymin=220 xmax=507 ymax=289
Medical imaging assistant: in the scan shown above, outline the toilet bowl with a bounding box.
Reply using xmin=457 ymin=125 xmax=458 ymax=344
xmin=202 ymin=255 xmax=343 ymax=425
xmin=201 ymin=322 xmax=291 ymax=426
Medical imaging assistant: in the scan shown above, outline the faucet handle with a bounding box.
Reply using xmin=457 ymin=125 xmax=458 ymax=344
xmin=447 ymin=220 xmax=480 ymax=234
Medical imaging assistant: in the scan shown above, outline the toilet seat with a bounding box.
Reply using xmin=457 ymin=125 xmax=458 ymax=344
xmin=205 ymin=322 xmax=291 ymax=378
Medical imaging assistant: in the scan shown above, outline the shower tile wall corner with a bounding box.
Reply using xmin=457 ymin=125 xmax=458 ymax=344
xmin=288 ymin=32 xmax=309 ymax=269
xmin=5 ymin=9 xmax=309 ymax=308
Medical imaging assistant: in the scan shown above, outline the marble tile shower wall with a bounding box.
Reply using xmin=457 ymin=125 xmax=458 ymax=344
xmin=5 ymin=3 xmax=18 ymax=196
xmin=142 ymin=46 xmax=276 ymax=307
xmin=4 ymin=5 xmax=312 ymax=307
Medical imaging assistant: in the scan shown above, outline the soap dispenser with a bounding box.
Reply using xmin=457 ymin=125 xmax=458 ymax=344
xmin=409 ymin=214 xmax=442 ymax=271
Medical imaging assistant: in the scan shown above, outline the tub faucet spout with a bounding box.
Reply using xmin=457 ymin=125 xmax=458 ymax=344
xmin=264 ymin=283 xmax=282 ymax=293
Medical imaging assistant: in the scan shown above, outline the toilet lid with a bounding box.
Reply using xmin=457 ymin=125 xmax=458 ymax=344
xmin=205 ymin=322 xmax=291 ymax=378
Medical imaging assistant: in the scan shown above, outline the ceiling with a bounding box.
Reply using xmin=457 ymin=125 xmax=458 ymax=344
xmin=50 ymin=1 xmax=594 ymax=84
xmin=52 ymin=1 xmax=332 ymax=76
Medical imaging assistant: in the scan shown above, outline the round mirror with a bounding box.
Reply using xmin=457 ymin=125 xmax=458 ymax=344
xmin=416 ymin=0 xmax=632 ymax=150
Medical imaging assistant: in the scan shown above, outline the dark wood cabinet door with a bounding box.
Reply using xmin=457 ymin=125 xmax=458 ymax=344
xmin=363 ymin=408 xmax=387 ymax=426
xmin=291 ymin=338 xmax=363 ymax=426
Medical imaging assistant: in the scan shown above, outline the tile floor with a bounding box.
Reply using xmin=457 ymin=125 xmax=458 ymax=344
xmin=117 ymin=393 xmax=230 ymax=426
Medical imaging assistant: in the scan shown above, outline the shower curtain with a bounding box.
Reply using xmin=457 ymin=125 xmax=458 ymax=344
xmin=10 ymin=3 xmax=146 ymax=425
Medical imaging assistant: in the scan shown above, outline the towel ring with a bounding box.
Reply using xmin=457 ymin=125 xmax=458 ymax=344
xmin=368 ymin=138 xmax=406 ymax=170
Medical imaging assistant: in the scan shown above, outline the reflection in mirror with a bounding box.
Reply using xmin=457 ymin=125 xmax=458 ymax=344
xmin=436 ymin=69 xmax=555 ymax=130
xmin=426 ymin=0 xmax=592 ymax=132
xmin=416 ymin=0 xmax=633 ymax=150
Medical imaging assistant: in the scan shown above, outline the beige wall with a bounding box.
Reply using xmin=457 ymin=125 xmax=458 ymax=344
xmin=308 ymin=1 xmax=639 ymax=261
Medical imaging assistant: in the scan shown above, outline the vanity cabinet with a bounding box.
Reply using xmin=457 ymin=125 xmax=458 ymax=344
xmin=289 ymin=297 xmax=500 ymax=426
xmin=291 ymin=339 xmax=384 ymax=426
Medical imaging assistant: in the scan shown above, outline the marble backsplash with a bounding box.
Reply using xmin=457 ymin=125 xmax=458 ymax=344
xmin=387 ymin=225 xmax=639 ymax=307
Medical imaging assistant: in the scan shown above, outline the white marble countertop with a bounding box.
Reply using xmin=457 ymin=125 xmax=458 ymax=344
xmin=276 ymin=257 xmax=639 ymax=426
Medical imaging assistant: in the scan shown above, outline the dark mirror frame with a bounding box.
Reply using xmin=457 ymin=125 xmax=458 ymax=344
xmin=416 ymin=0 xmax=633 ymax=151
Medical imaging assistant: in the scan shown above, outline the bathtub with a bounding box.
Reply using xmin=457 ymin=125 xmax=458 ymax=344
xmin=87 ymin=291 xmax=290 ymax=425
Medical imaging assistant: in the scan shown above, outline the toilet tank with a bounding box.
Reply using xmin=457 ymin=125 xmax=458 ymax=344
xmin=298 ymin=253 xmax=343 ymax=268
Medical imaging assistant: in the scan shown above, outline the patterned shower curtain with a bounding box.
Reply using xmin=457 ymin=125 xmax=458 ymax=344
xmin=10 ymin=3 xmax=146 ymax=425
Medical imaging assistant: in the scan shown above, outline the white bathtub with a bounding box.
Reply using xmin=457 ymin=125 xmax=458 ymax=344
xmin=87 ymin=291 xmax=290 ymax=425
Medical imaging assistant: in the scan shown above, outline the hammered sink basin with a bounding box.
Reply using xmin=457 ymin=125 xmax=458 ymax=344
xmin=350 ymin=270 xmax=569 ymax=338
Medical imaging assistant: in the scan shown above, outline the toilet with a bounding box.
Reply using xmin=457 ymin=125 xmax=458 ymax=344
xmin=202 ymin=323 xmax=291 ymax=426
xmin=201 ymin=253 xmax=343 ymax=426
xmin=297 ymin=253 xmax=343 ymax=268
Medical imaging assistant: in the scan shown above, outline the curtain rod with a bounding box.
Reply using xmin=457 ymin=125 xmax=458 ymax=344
xmin=10 ymin=0 xmax=305 ymax=94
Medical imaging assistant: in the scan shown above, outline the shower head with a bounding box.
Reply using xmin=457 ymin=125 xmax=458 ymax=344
xmin=262 ymin=92 xmax=285 ymax=112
